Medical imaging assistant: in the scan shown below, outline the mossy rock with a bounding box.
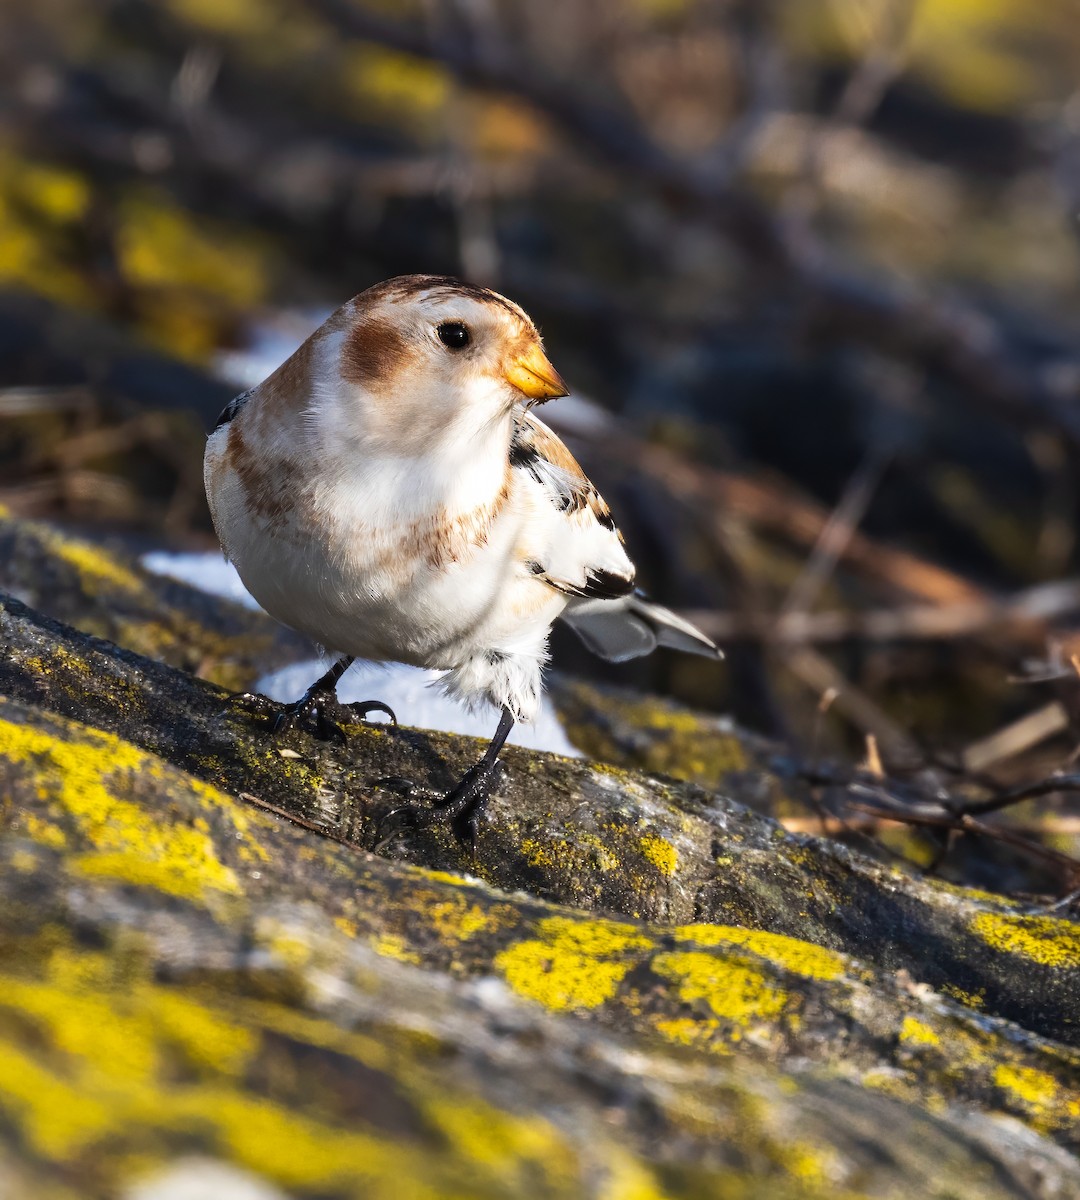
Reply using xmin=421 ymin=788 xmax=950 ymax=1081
xmin=0 ymin=512 xmax=308 ymax=690
xmin=1 ymin=589 xmax=1080 ymax=1194
xmin=0 ymin=695 xmax=1077 ymax=1198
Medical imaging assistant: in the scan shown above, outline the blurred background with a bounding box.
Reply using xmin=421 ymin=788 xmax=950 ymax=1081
xmin=4 ymin=0 xmax=1080 ymax=790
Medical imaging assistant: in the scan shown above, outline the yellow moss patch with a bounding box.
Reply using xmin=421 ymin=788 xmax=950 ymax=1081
xmin=424 ymin=1096 xmax=576 ymax=1185
xmin=898 ymin=1017 xmax=940 ymax=1048
xmin=495 ymin=917 xmax=652 ymax=1012
xmin=994 ymin=1064 xmax=1059 ymax=1112
xmin=0 ymin=713 xmax=264 ymax=903
xmin=941 ymin=983 xmax=985 ymax=1009
xmin=654 ymin=1016 xmax=723 ymax=1050
xmin=638 ymin=832 xmax=678 ymax=876
xmin=971 ymin=912 xmax=1080 ymax=968
xmin=672 ymin=925 xmax=848 ymax=981
xmin=43 ymin=533 xmax=144 ymax=595
xmin=20 ymin=813 xmax=67 ymax=850
xmin=343 ymin=45 xmax=452 ymax=122
xmin=371 ymin=934 xmax=422 ymax=966
xmin=652 ymin=952 xmax=790 ymax=1034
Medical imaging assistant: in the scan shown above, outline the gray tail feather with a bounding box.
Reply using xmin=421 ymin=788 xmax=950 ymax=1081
xmin=561 ymin=594 xmax=722 ymax=664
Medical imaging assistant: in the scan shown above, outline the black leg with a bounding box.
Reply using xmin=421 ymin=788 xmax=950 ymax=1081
xmin=377 ymin=707 xmax=515 ymax=847
xmin=229 ymin=655 xmax=396 ymax=742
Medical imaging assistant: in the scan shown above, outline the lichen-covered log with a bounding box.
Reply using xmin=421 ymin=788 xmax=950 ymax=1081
xmin=0 ymin=694 xmax=1078 ymax=1198
xmin=2 ymin=590 xmax=1080 ymax=1180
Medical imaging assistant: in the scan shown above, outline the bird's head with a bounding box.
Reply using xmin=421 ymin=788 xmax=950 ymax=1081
xmin=337 ymin=276 xmax=567 ymax=439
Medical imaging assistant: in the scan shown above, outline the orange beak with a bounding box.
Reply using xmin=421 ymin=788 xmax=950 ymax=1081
xmin=504 ymin=343 xmax=568 ymax=404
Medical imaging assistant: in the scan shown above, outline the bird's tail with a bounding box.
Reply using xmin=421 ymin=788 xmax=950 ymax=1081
xmin=561 ymin=592 xmax=722 ymax=664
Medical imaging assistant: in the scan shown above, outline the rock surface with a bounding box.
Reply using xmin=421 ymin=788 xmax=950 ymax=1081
xmin=0 ymin=521 xmax=1079 ymax=1198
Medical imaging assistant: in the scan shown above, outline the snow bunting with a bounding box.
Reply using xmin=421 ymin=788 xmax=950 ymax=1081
xmin=205 ymin=275 xmax=720 ymax=838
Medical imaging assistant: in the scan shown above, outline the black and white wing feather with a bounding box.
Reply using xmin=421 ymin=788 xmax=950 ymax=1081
xmin=511 ymin=412 xmax=721 ymax=663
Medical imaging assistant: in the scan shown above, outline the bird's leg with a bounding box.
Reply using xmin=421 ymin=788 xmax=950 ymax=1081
xmin=231 ymin=655 xmax=396 ymax=742
xmin=378 ymin=707 xmax=514 ymax=847
xmin=434 ymin=706 xmax=515 ymax=842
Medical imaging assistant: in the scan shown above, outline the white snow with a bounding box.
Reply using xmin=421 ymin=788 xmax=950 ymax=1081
xmin=214 ymin=308 xmax=328 ymax=390
xmin=141 ymin=550 xmax=580 ymax=756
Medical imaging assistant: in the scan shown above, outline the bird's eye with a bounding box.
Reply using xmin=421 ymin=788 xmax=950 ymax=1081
xmin=437 ymin=322 xmax=470 ymax=350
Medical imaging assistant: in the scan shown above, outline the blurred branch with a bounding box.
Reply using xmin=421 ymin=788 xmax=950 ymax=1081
xmin=683 ymin=579 xmax=1080 ymax=644
xmin=573 ymin=429 xmax=983 ymax=605
xmin=305 ymin=0 xmax=1080 ymax=447
xmin=799 ymin=761 xmax=1080 ymax=885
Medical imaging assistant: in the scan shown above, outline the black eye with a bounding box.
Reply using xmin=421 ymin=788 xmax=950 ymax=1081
xmin=437 ymin=322 xmax=470 ymax=350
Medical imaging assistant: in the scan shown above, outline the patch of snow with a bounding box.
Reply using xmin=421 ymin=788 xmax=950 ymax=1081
xmin=213 ymin=308 xmax=329 ymax=390
xmin=255 ymin=658 xmax=579 ymax=756
xmin=141 ymin=550 xmax=580 ymax=756
xmin=123 ymin=1158 xmax=288 ymax=1200
xmin=141 ymin=551 xmax=262 ymax=612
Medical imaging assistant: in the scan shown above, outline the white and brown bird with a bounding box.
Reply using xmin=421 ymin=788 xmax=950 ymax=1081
xmin=205 ymin=275 xmax=720 ymax=837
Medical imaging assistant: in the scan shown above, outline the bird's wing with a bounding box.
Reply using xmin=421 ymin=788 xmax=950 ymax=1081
xmin=510 ymin=411 xmax=635 ymax=600
xmin=509 ymin=411 xmax=723 ymax=664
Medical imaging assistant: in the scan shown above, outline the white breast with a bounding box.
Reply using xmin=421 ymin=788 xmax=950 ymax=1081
xmin=204 ymin=417 xmax=557 ymax=672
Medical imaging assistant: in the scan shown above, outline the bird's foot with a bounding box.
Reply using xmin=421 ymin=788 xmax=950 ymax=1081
xmin=376 ymin=759 xmax=504 ymax=849
xmin=225 ymin=688 xmax=396 ymax=743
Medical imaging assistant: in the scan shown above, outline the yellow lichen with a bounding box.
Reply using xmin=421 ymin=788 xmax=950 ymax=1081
xmin=971 ymin=911 xmax=1080 ymax=968
xmin=994 ymin=1064 xmax=1059 ymax=1112
xmin=898 ymin=1017 xmax=940 ymax=1047
xmin=495 ymin=917 xmax=651 ymax=1012
xmin=596 ymin=1151 xmax=671 ymax=1200
xmin=0 ymin=713 xmax=263 ymax=902
xmin=777 ymin=1141 xmax=834 ymax=1186
xmin=424 ymin=1096 xmax=575 ymax=1186
xmin=638 ymin=832 xmax=678 ymax=876
xmin=672 ymin=925 xmax=848 ymax=981
xmin=654 ymin=1016 xmax=721 ymax=1048
xmin=20 ymin=813 xmax=67 ymax=850
xmin=421 ymin=892 xmax=516 ymax=944
xmin=652 ymin=952 xmax=790 ymax=1033
xmin=45 ymin=534 xmax=145 ymax=595
xmin=371 ymin=934 xmax=422 ymax=966
xmin=941 ymin=983 xmax=985 ymax=1009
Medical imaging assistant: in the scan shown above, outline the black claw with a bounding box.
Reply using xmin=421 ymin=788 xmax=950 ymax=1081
xmin=375 ymin=759 xmax=503 ymax=849
xmin=375 ymin=776 xmax=420 ymax=796
xmin=348 ymin=700 xmax=397 ymax=727
xmin=371 ymin=706 xmax=514 ymax=851
xmin=227 ymin=686 xmax=393 ymax=743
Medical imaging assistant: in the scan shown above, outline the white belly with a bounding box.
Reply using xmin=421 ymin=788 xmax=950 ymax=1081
xmin=204 ymin=427 xmax=564 ymax=672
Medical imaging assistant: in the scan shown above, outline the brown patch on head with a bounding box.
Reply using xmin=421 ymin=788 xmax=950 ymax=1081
xmin=340 ymin=314 xmax=413 ymax=395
